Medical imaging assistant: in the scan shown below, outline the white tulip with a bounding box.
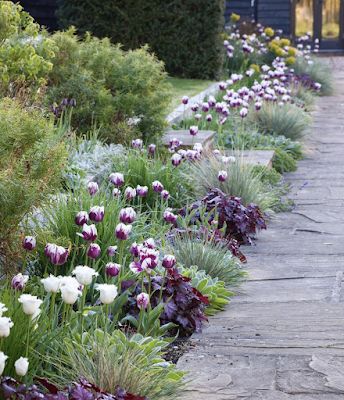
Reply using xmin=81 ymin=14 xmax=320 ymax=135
xmin=0 ymin=303 xmax=8 ymax=317
xmin=0 ymin=352 xmax=8 ymax=375
xmin=59 ymin=276 xmax=80 ymax=290
xmin=72 ymin=265 xmax=98 ymax=286
xmin=0 ymin=317 xmax=14 ymax=338
xmin=60 ymin=285 xmax=81 ymax=305
xmin=18 ymin=294 xmax=42 ymax=316
xmin=95 ymin=284 xmax=118 ymax=304
xmin=41 ymin=274 xmax=61 ymax=293
xmin=14 ymin=357 xmax=29 ymax=376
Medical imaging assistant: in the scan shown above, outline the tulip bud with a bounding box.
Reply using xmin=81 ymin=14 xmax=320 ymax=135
xmin=181 ymin=95 xmax=189 ymax=105
xmin=255 ymin=101 xmax=262 ymax=111
xmin=105 ymin=262 xmax=121 ymax=277
xmin=124 ymin=187 xmax=136 ymax=201
xmin=152 ymin=180 xmax=164 ymax=193
xmin=130 ymin=242 xmax=140 ymax=257
xmin=115 ymin=223 xmax=132 ymax=240
xmin=240 ymin=107 xmax=248 ymax=118
xmin=109 ymin=172 xmax=124 ymax=187
xmin=131 ymin=138 xmax=143 ymax=149
xmin=218 ymin=170 xmax=228 ymax=182
xmin=87 ymin=182 xmax=99 ymax=196
xmin=44 ymin=243 xmax=69 ymax=265
xmin=161 ymin=190 xmax=170 ymax=201
xmin=136 ymin=185 xmax=148 ymax=197
xmin=162 ymin=254 xmax=176 ymax=269
xmin=87 ymin=243 xmax=101 ymax=259
xmin=113 ymin=188 xmax=121 ymax=198
xmin=148 ymin=143 xmax=156 ymax=155
xmin=0 ymin=352 xmax=8 ymax=375
xmin=163 ymin=209 xmax=177 ymax=224
xmin=75 ymin=211 xmax=89 ymax=226
xmin=137 ymin=292 xmax=150 ymax=309
xmin=191 ymin=103 xmax=199 ymax=112
xmin=80 ymin=224 xmax=98 ymax=242
xmin=22 ymin=236 xmax=36 ymax=251
xmin=11 ymin=273 xmax=29 ymax=291
xmin=89 ymin=206 xmax=105 ymax=223
xmin=107 ymin=245 xmax=118 ymax=257
xmin=171 ymin=153 xmax=182 ymax=167
xmin=206 ymin=114 xmax=212 ymax=122
xmin=189 ymin=125 xmax=198 ymax=136
xmin=119 ymin=207 xmax=136 ymax=224
xmin=15 ymin=357 xmax=29 ymax=377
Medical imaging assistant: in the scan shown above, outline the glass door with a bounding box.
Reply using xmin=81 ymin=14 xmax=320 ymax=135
xmin=321 ymin=0 xmax=343 ymax=48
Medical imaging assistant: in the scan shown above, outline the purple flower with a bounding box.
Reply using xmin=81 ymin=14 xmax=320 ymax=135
xmin=130 ymin=242 xmax=140 ymax=257
xmin=148 ymin=144 xmax=156 ymax=155
xmin=163 ymin=209 xmax=177 ymax=224
xmin=80 ymin=224 xmax=98 ymax=241
xmin=191 ymin=103 xmax=199 ymax=112
xmin=109 ymin=173 xmax=124 ymax=187
xmin=105 ymin=262 xmax=121 ymax=277
xmin=113 ymin=188 xmax=121 ymax=198
xmin=171 ymin=153 xmax=182 ymax=167
xmin=89 ymin=206 xmax=105 ymax=223
xmin=161 ymin=190 xmax=170 ymax=200
xmin=143 ymin=238 xmax=156 ymax=249
xmin=202 ymin=102 xmax=210 ymax=112
xmin=239 ymin=107 xmax=248 ymax=118
xmin=162 ymin=254 xmax=176 ymax=269
xmin=181 ymin=95 xmax=189 ymax=105
xmin=219 ymin=81 xmax=227 ymax=90
xmin=22 ymin=236 xmax=36 ymax=251
xmin=218 ymin=170 xmax=228 ymax=182
xmin=137 ymin=292 xmax=150 ymax=309
xmin=255 ymin=101 xmax=262 ymax=111
xmin=124 ymin=187 xmax=136 ymax=200
xmin=152 ymin=180 xmax=164 ymax=193
xmin=115 ymin=223 xmax=132 ymax=240
xmin=44 ymin=243 xmax=69 ymax=265
xmin=169 ymin=138 xmax=182 ymax=151
xmin=87 ymin=182 xmax=99 ymax=196
xmin=189 ymin=125 xmax=198 ymax=136
xmin=131 ymin=138 xmax=143 ymax=149
xmin=11 ymin=273 xmax=29 ymax=291
xmin=208 ymin=96 xmax=216 ymax=108
xmin=75 ymin=211 xmax=89 ymax=226
xmin=129 ymin=261 xmax=144 ymax=274
xmin=136 ymin=185 xmax=148 ymax=197
xmin=119 ymin=207 xmax=136 ymax=224
xmin=194 ymin=113 xmax=202 ymax=121
xmin=87 ymin=243 xmax=101 ymax=259
xmin=107 ymin=245 xmax=117 ymax=257
xmin=206 ymin=114 xmax=212 ymax=122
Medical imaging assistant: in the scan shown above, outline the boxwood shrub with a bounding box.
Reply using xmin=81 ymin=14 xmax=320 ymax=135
xmin=56 ymin=0 xmax=225 ymax=80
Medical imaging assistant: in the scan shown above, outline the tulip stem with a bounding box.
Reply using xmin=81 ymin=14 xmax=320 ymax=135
xmin=25 ymin=318 xmax=31 ymax=357
xmin=50 ymin=292 xmax=56 ymax=329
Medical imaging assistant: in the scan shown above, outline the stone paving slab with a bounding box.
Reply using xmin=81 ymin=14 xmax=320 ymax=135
xmin=177 ymin=57 xmax=344 ymax=399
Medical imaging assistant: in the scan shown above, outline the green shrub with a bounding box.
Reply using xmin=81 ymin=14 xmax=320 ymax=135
xmin=0 ymin=1 xmax=56 ymax=100
xmin=47 ymin=29 xmax=171 ymax=141
xmin=56 ymin=0 xmax=224 ymax=80
xmin=0 ymin=98 xmax=67 ymax=275
xmin=250 ymin=103 xmax=311 ymax=140
xmin=272 ymin=148 xmax=297 ymax=173
xmin=44 ymin=329 xmax=184 ymax=400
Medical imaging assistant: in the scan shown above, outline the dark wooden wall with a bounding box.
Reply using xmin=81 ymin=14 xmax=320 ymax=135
xmin=225 ymin=0 xmax=254 ymax=21
xmin=20 ymin=0 xmax=58 ymax=30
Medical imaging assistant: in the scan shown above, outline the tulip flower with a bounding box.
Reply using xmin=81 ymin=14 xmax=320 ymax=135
xmin=130 ymin=242 xmax=140 ymax=257
xmin=119 ymin=207 xmax=136 ymax=224
xmin=137 ymin=292 xmax=150 ymax=309
xmin=109 ymin=172 xmax=124 ymax=187
xmin=124 ymin=187 xmax=136 ymax=200
xmin=72 ymin=265 xmax=98 ymax=285
xmin=148 ymin=144 xmax=156 ymax=155
xmin=206 ymin=114 xmax=212 ymax=122
xmin=239 ymin=107 xmax=248 ymax=118
xmin=0 ymin=304 xmax=7 ymax=317
xmin=18 ymin=294 xmax=42 ymax=316
xmin=22 ymin=236 xmax=36 ymax=251
xmin=15 ymin=357 xmax=29 ymax=377
xmin=89 ymin=206 xmax=105 ymax=223
xmin=189 ymin=125 xmax=198 ymax=136
xmin=163 ymin=209 xmax=177 ymax=224
xmin=129 ymin=261 xmax=144 ymax=274
xmin=144 ymin=238 xmax=156 ymax=249
xmin=136 ymin=185 xmax=148 ymax=197
xmin=152 ymin=180 xmax=164 ymax=193
xmin=113 ymin=188 xmax=121 ymax=197
xmin=95 ymin=284 xmax=118 ymax=304
xmin=115 ymin=223 xmax=132 ymax=240
xmin=107 ymin=245 xmax=118 ymax=257
xmin=105 ymin=262 xmax=121 ymax=277
xmin=161 ymin=190 xmax=170 ymax=201
xmin=181 ymin=95 xmax=189 ymax=105
xmin=131 ymin=138 xmax=143 ymax=149
xmin=162 ymin=254 xmax=176 ymax=269
xmin=75 ymin=211 xmax=89 ymax=226
xmin=60 ymin=285 xmax=81 ymax=305
xmin=191 ymin=103 xmax=199 ymax=112
xmin=194 ymin=113 xmax=202 ymax=121
xmin=59 ymin=276 xmax=80 ymax=290
xmin=80 ymin=224 xmax=97 ymax=242
xmin=193 ymin=143 xmax=203 ymax=153
xmin=0 ymin=352 xmax=8 ymax=376
xmin=44 ymin=243 xmax=69 ymax=266
xmin=0 ymin=317 xmax=14 ymax=338
xmin=11 ymin=273 xmax=29 ymax=291
xmin=218 ymin=170 xmax=228 ymax=182
xmin=41 ymin=275 xmax=60 ymax=293
xmin=171 ymin=153 xmax=182 ymax=167
xmin=87 ymin=182 xmax=99 ymax=196
xmin=169 ymin=138 xmax=182 ymax=151
xmin=208 ymin=95 xmax=216 ymax=108
xmin=87 ymin=243 xmax=101 ymax=259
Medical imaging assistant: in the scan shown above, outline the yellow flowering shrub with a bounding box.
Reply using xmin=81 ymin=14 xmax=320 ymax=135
xmin=230 ymin=13 xmax=240 ymax=23
xmin=264 ymin=27 xmax=275 ymax=37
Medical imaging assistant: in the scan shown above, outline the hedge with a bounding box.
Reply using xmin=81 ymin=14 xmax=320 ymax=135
xmin=56 ymin=0 xmax=225 ymax=80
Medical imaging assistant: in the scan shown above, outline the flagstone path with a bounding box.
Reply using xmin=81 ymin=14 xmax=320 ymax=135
xmin=177 ymin=57 xmax=344 ymax=400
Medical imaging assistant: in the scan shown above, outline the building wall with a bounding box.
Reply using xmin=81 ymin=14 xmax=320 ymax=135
xmin=225 ymin=0 xmax=254 ymax=21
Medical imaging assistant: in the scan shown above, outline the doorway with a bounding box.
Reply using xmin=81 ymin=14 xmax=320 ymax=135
xmin=293 ymin=0 xmax=344 ymax=49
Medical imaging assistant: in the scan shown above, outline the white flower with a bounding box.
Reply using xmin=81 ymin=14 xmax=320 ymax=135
xmin=60 ymin=285 xmax=81 ymax=305
xmin=41 ymin=275 xmax=61 ymax=293
xmin=95 ymin=284 xmax=118 ymax=304
xmin=72 ymin=265 xmax=98 ymax=286
xmin=0 ymin=303 xmax=7 ymax=317
xmin=18 ymin=294 xmax=42 ymax=316
xmin=0 ymin=317 xmax=13 ymax=338
xmin=14 ymin=357 xmax=29 ymax=376
xmin=0 ymin=352 xmax=8 ymax=375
